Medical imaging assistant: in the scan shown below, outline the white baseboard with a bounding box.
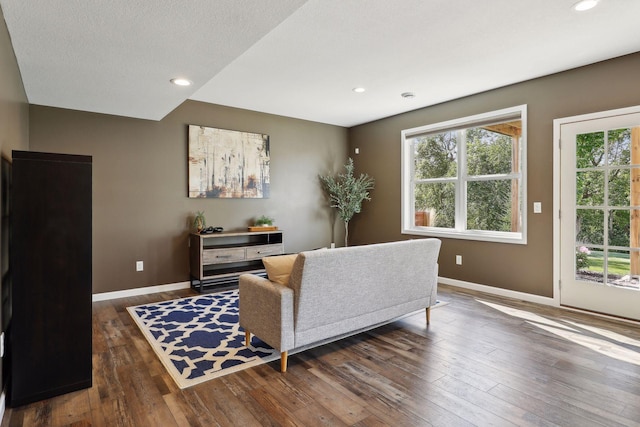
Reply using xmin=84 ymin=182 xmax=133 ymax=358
xmin=92 ymin=281 xmax=191 ymax=302
xmin=438 ymin=276 xmax=556 ymax=307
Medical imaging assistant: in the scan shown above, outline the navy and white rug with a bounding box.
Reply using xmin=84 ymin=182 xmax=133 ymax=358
xmin=127 ymin=289 xmax=279 ymax=389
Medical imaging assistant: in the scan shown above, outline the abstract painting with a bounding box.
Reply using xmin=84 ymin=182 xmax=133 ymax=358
xmin=188 ymin=125 xmax=270 ymax=198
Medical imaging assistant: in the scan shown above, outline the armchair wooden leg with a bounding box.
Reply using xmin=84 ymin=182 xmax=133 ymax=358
xmin=426 ymin=307 xmax=431 ymax=325
xmin=280 ymin=351 xmax=288 ymax=373
xmin=245 ymin=330 xmax=251 ymax=346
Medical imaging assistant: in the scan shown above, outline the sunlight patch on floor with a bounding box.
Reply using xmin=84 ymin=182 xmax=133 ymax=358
xmin=476 ymin=300 xmax=578 ymax=331
xmin=476 ymin=299 xmax=640 ymax=366
xmin=529 ymin=322 xmax=640 ymax=366
xmin=563 ymin=320 xmax=640 ymax=349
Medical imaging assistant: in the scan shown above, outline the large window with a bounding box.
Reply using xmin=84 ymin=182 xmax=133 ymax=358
xmin=401 ymin=105 xmax=527 ymax=244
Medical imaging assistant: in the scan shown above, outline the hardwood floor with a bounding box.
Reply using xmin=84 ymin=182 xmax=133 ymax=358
xmin=2 ymin=284 xmax=640 ymax=426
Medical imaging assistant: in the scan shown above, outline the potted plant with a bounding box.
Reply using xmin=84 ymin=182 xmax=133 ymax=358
xmin=319 ymin=158 xmax=374 ymax=247
xmin=254 ymin=215 xmax=274 ymax=227
xmin=193 ymin=211 xmax=206 ymax=232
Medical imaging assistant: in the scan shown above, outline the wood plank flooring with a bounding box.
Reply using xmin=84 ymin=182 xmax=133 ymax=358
xmin=2 ymin=284 xmax=640 ymax=426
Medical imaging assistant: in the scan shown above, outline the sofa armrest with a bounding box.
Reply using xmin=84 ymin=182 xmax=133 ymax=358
xmin=238 ymin=274 xmax=295 ymax=352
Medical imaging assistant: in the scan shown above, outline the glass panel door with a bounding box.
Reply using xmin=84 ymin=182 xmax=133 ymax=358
xmin=560 ymin=112 xmax=640 ymax=320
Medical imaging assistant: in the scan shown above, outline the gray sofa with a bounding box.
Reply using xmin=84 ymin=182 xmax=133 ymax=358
xmin=239 ymin=238 xmax=441 ymax=372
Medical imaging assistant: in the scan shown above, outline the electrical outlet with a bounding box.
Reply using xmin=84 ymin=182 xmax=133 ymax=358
xmin=456 ymin=255 xmax=462 ymax=265
xmin=533 ymin=202 xmax=542 ymax=213
xmin=136 ymin=261 xmax=144 ymax=272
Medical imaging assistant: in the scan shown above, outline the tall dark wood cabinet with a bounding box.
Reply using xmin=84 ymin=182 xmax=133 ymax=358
xmin=9 ymin=151 xmax=92 ymax=406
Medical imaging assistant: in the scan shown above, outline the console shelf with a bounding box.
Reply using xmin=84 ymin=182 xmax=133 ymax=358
xmin=189 ymin=230 xmax=283 ymax=292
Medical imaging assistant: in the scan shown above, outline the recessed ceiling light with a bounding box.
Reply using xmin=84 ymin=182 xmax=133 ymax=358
xmin=572 ymin=0 xmax=599 ymax=11
xmin=171 ymin=78 xmax=192 ymax=86
xmin=401 ymin=92 xmax=415 ymax=99
xmin=353 ymin=87 xmax=366 ymax=93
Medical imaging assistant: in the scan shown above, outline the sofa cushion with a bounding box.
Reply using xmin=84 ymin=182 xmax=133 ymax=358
xmin=263 ymin=254 xmax=298 ymax=286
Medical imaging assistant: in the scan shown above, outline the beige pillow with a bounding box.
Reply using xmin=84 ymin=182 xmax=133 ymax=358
xmin=262 ymin=254 xmax=298 ymax=286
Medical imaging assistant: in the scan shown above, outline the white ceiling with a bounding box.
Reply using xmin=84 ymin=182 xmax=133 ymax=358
xmin=2 ymin=0 xmax=640 ymax=127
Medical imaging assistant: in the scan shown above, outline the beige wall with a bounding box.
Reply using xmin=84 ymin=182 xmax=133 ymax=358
xmin=29 ymin=101 xmax=348 ymax=294
xmin=1 ymin=5 xmax=29 ymax=407
xmin=349 ymin=52 xmax=640 ymax=298
xmin=15 ymin=26 xmax=640 ymax=299
xmin=0 ymin=7 xmax=28 ymax=158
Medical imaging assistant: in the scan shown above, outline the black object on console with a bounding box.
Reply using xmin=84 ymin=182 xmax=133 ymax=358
xmin=201 ymin=226 xmax=223 ymax=234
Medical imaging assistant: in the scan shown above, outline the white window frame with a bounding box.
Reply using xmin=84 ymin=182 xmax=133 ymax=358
xmin=401 ymin=105 xmax=527 ymax=244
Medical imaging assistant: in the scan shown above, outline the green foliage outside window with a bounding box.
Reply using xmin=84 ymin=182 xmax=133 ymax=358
xmin=575 ymin=129 xmax=632 ymax=250
xmin=414 ymin=127 xmax=516 ymax=232
xmin=576 ymin=246 xmax=591 ymax=270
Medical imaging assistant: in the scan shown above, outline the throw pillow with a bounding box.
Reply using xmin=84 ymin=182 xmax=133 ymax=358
xmin=263 ymin=254 xmax=298 ymax=286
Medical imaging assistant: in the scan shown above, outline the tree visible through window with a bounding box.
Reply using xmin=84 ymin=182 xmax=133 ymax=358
xmin=575 ymin=126 xmax=640 ymax=288
xmin=402 ymin=105 xmax=527 ymax=244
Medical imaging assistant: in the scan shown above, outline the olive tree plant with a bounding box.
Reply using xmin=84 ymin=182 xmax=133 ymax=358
xmin=319 ymin=158 xmax=374 ymax=247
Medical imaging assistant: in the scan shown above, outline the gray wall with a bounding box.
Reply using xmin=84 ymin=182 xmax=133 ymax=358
xmin=348 ymin=52 xmax=640 ymax=298
xmin=30 ymin=101 xmax=348 ymax=294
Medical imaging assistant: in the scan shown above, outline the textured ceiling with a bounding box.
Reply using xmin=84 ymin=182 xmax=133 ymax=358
xmin=2 ymin=0 xmax=640 ymax=127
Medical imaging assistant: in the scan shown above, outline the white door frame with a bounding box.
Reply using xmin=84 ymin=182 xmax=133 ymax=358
xmin=553 ymin=105 xmax=640 ymax=308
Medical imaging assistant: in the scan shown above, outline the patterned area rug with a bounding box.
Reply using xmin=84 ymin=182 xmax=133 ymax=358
xmin=127 ymin=289 xmax=279 ymax=389
xmin=128 ymin=289 xmax=449 ymax=389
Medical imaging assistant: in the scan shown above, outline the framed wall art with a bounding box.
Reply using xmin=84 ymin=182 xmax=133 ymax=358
xmin=188 ymin=125 xmax=270 ymax=198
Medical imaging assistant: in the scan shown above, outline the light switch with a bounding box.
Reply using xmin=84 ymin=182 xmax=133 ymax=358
xmin=533 ymin=202 xmax=542 ymax=213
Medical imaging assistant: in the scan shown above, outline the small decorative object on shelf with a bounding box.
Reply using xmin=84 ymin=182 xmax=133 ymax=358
xmin=255 ymin=215 xmax=274 ymax=226
xmin=249 ymin=215 xmax=277 ymax=231
xmin=193 ymin=211 xmax=206 ymax=233
xmin=201 ymin=226 xmax=223 ymax=234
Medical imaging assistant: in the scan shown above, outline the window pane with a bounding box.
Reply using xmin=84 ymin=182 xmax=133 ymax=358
xmin=467 ymin=179 xmax=515 ymax=232
xmin=608 ymin=169 xmax=630 ymax=207
xmin=466 ymin=127 xmax=515 ymax=176
xmin=609 ymin=209 xmax=629 ymax=247
xmin=402 ymin=105 xmax=526 ymax=243
xmin=576 ymin=170 xmax=604 ymax=206
xmin=576 ymin=209 xmax=604 ymax=245
xmin=606 ymin=250 xmax=640 ymax=290
xmin=608 ymin=209 xmax=640 ymax=248
xmin=576 ymin=132 xmax=604 ymax=168
xmin=413 ymin=132 xmax=457 ymax=179
xmin=415 ymin=182 xmax=455 ymax=228
xmin=607 ymin=128 xmax=631 ymax=166
xmin=575 ymin=246 xmax=602 ymax=283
